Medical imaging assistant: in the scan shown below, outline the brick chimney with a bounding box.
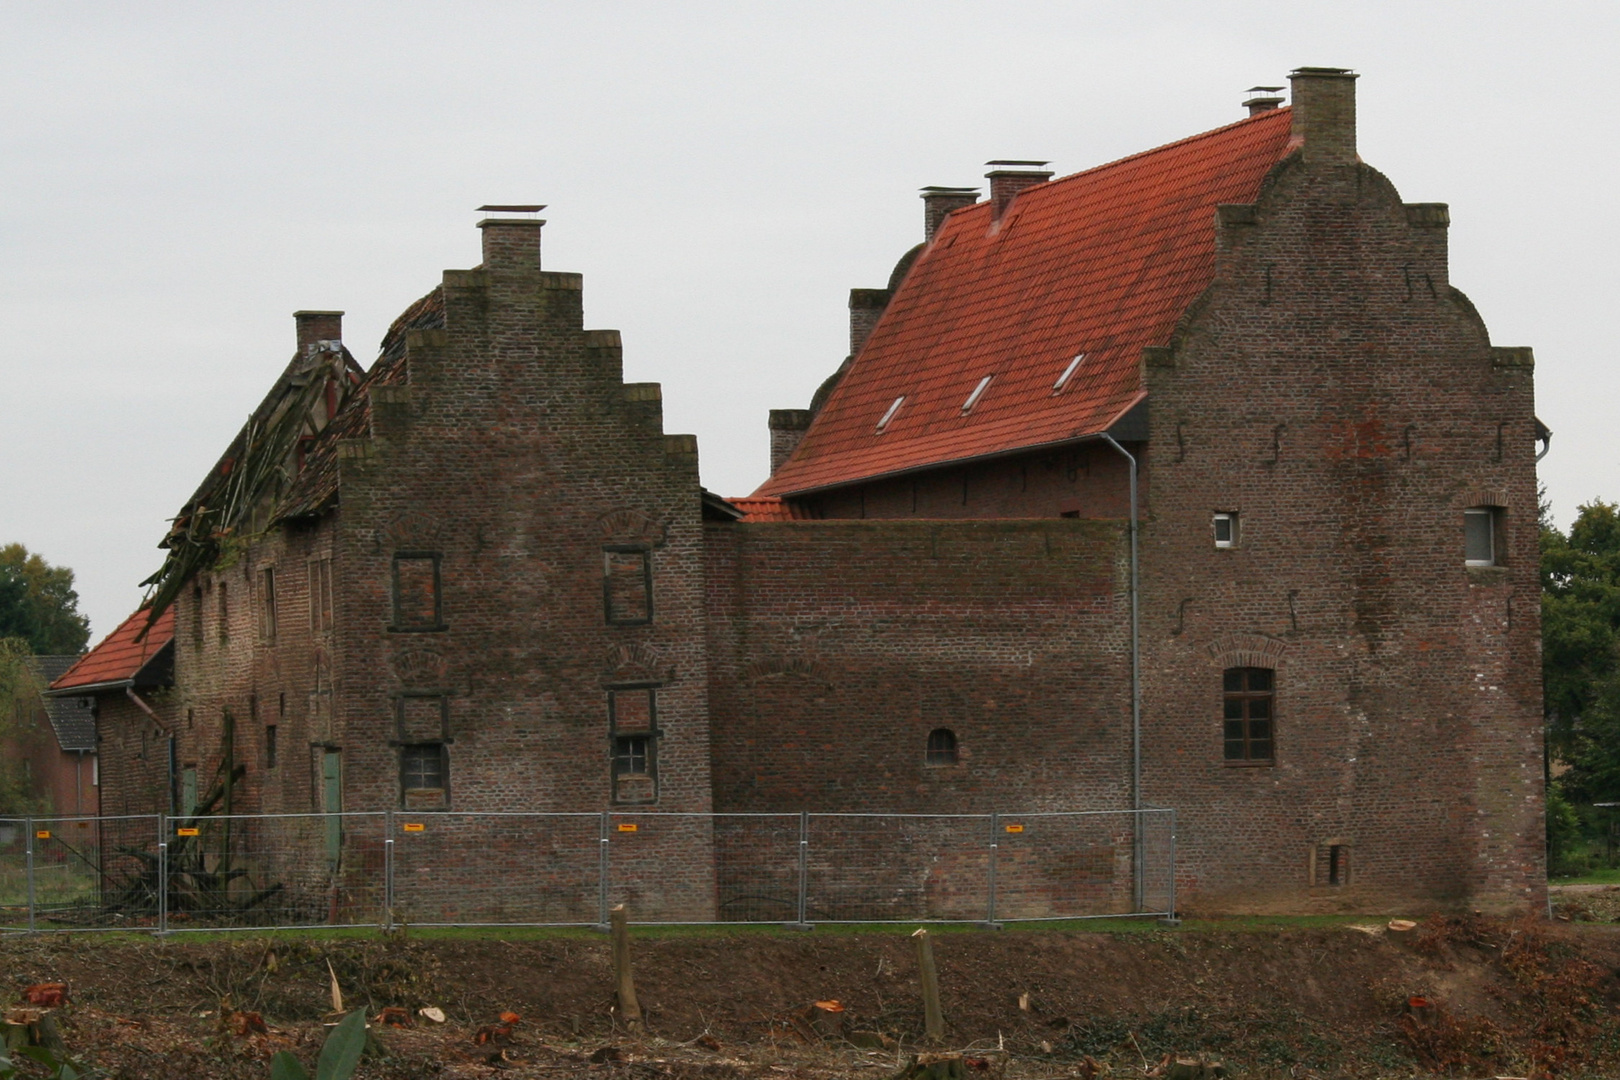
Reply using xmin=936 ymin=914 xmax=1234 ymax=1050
xmin=1243 ymin=85 xmax=1285 ymax=116
xmin=1288 ymin=68 xmax=1358 ymax=166
xmin=294 ymin=311 xmax=343 ymax=357
xmin=920 ymin=186 xmax=979 ymax=242
xmin=768 ymin=409 xmax=813 ymax=473
xmin=985 ymin=161 xmax=1052 ymax=222
xmin=849 ymin=288 xmax=892 ymax=355
xmin=477 ymin=204 xmax=546 ymax=270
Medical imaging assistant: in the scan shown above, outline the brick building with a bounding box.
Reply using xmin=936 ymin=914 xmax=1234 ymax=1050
xmin=65 ymin=67 xmax=1546 ymax=916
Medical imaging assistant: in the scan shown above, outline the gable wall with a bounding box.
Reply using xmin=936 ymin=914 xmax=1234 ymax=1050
xmin=1139 ymin=151 xmax=1544 ymax=913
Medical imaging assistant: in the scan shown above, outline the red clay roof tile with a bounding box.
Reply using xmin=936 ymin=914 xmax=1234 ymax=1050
xmin=727 ymin=496 xmax=812 ymax=522
xmin=50 ymin=607 xmax=174 ymax=692
xmin=757 ymin=107 xmax=1295 ymax=497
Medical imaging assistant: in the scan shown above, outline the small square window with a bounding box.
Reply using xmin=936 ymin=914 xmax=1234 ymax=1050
xmin=1465 ymin=507 xmax=1500 ymax=566
xmin=1213 ymin=512 xmax=1238 ymax=548
xmin=400 ymin=743 xmax=447 ymax=808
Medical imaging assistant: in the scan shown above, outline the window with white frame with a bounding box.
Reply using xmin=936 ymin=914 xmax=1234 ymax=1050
xmin=1464 ymin=507 xmax=1502 ymax=566
xmin=1213 ymin=512 xmax=1239 ymax=549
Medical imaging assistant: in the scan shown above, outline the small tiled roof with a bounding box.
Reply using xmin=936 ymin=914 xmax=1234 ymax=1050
xmin=727 ymin=497 xmax=812 ymax=522
xmin=757 ymin=107 xmax=1296 ymax=497
xmin=26 ymin=656 xmax=95 ymax=751
xmin=275 ymin=287 xmax=442 ymax=520
xmin=49 ymin=607 xmax=174 ymax=695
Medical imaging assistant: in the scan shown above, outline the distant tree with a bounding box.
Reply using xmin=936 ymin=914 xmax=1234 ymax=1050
xmin=0 ymin=544 xmax=91 ymax=655
xmin=0 ymin=636 xmax=45 ymax=814
xmin=1542 ymin=501 xmax=1620 ymax=868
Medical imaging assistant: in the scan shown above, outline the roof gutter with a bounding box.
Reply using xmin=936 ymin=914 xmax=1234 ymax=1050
xmin=43 ymin=678 xmax=132 ymax=698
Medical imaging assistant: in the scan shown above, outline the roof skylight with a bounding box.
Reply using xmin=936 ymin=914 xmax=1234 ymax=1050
xmin=1053 ymin=353 xmax=1086 ymax=394
xmin=876 ymin=395 xmax=905 ymax=432
xmin=962 ymin=375 xmax=994 ymax=414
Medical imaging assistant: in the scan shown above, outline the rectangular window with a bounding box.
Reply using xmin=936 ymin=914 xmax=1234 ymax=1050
xmin=264 ymin=725 xmax=278 ymax=769
xmin=258 ymin=567 xmax=278 ymax=643
xmin=1222 ymin=666 xmax=1274 ymax=764
xmin=218 ymin=581 xmax=229 ymax=644
xmin=308 ymin=557 xmax=334 ymax=634
xmin=1465 ymin=507 xmax=1500 ymax=566
xmin=1311 ymin=841 xmax=1350 ymax=886
xmin=603 ymin=548 xmax=653 ymax=624
xmin=1213 ymin=512 xmax=1238 ymax=549
xmin=400 ymin=743 xmax=447 ymax=808
xmin=608 ymin=687 xmax=659 ymax=804
xmin=614 ymin=735 xmax=650 ymax=775
xmin=392 ymin=553 xmax=443 ymax=630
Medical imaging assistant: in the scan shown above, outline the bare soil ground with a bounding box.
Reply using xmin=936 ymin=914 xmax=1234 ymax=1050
xmin=5 ymin=912 xmax=1620 ymax=1079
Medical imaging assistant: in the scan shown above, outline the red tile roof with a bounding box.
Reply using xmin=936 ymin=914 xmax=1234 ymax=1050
xmin=50 ymin=607 xmax=174 ymax=693
xmin=727 ymin=496 xmax=813 ymax=522
xmin=757 ymin=107 xmax=1296 ymax=497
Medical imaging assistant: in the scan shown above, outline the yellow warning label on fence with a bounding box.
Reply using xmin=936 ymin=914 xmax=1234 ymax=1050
xmin=402 ymin=823 xmax=425 ymax=832
xmin=617 ymin=823 xmax=638 ymax=833
xmin=1004 ymin=824 xmax=1025 ymax=833
xmin=176 ymin=827 xmax=200 ymax=837
xmin=35 ymin=831 xmax=50 ymax=840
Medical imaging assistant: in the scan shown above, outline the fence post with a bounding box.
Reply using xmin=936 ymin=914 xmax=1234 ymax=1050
xmin=384 ymin=809 xmax=395 ymax=932
xmin=1166 ymin=809 xmax=1179 ymax=923
xmin=157 ymin=812 xmax=168 ymax=936
xmin=597 ymin=811 xmax=610 ymax=930
xmin=24 ymin=815 xmax=35 ymax=933
xmin=789 ymin=810 xmax=810 ymax=930
xmin=981 ymin=812 xmax=1001 ymax=929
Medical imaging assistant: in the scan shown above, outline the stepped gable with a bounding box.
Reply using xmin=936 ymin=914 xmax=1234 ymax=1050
xmin=49 ymin=607 xmax=174 ymax=694
xmin=275 ymin=286 xmax=443 ymax=520
xmin=757 ymin=106 xmax=1295 ymax=497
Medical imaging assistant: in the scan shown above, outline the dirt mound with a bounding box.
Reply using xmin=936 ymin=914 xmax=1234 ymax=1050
xmin=3 ymin=917 xmax=1619 ymax=1078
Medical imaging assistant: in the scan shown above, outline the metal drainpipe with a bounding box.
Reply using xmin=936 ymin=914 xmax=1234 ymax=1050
xmin=1097 ymin=434 xmax=1143 ymax=911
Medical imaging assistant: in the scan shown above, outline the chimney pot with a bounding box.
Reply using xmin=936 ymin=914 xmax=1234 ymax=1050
xmin=293 ymin=310 xmax=343 ymax=356
xmin=477 ymin=204 xmax=546 ymax=270
xmin=1243 ymin=85 xmax=1286 ymax=117
xmin=984 ymin=161 xmax=1053 ymax=222
xmin=919 ymin=186 xmax=979 ymax=242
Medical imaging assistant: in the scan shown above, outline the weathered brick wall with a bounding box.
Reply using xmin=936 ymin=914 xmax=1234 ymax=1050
xmin=326 ymin=219 xmax=717 ymax=917
xmin=705 ymin=518 xmax=1131 ymax=813
xmin=1139 ymin=96 xmax=1544 ymax=913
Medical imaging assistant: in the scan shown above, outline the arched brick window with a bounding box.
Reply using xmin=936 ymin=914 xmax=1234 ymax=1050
xmin=925 ymin=728 xmax=959 ymax=765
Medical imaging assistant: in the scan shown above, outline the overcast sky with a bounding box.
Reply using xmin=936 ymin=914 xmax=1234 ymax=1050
xmin=3 ymin=1 xmax=1615 ymax=644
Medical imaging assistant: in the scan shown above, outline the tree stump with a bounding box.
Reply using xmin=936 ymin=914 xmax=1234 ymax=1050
xmin=892 ymin=1051 xmax=967 ymax=1080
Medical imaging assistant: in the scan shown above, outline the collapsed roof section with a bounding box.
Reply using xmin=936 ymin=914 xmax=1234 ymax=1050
xmin=756 ymin=106 xmax=1296 ymax=498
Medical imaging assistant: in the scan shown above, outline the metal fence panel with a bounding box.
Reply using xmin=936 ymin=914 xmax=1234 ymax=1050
xmin=162 ymin=812 xmax=387 ymax=931
xmin=0 ymin=807 xmax=1175 ymax=934
xmin=805 ymin=814 xmax=993 ymax=923
xmin=391 ymin=812 xmax=600 ymax=926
